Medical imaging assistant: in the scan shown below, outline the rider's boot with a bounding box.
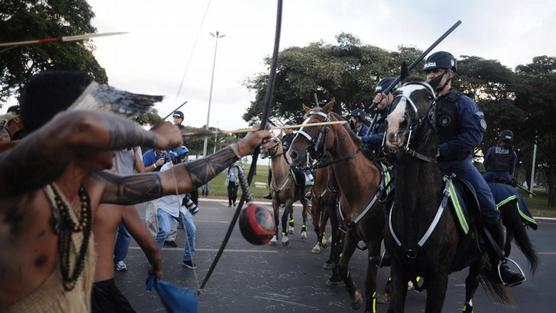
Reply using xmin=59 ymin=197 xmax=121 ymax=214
xmin=485 ymin=222 xmax=525 ymax=286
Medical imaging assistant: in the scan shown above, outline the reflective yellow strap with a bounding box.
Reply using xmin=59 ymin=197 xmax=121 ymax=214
xmin=372 ymin=291 xmax=377 ymax=313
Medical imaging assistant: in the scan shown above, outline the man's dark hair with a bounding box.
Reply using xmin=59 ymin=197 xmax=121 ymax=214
xmin=20 ymin=71 xmax=94 ymax=133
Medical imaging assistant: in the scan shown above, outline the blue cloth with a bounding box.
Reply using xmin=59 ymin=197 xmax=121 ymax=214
xmin=437 ymin=94 xmax=485 ymax=162
xmin=356 ymin=124 xmax=369 ymax=137
xmin=146 ymin=274 xmax=197 ymax=313
xmin=440 ymin=158 xmax=500 ymax=224
xmin=486 ymin=181 xmax=536 ymax=228
xmin=156 ymin=208 xmax=196 ymax=261
xmin=114 ymin=223 xmax=130 ymax=263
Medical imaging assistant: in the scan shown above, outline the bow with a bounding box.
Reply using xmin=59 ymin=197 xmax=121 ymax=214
xmin=200 ymin=0 xmax=283 ymax=291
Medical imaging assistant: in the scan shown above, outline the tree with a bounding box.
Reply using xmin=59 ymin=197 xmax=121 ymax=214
xmin=243 ymin=33 xmax=422 ymax=122
xmin=514 ymin=56 xmax=556 ymax=207
xmin=0 ymin=0 xmax=107 ymax=106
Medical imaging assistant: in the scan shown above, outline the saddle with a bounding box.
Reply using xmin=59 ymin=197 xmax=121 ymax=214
xmin=446 ymin=176 xmax=483 ymax=271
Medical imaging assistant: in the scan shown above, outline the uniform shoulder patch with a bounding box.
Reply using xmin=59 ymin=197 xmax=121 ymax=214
xmin=475 ymin=111 xmax=487 ymax=130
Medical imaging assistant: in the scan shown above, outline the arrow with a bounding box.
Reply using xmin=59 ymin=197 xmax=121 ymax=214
xmin=180 ymin=120 xmax=347 ymax=138
xmin=0 ymin=32 xmax=128 ymax=48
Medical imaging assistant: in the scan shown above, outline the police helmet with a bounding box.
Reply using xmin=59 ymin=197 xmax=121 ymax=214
xmin=375 ymin=77 xmax=397 ymax=94
xmin=499 ymin=129 xmax=514 ymax=143
xmin=423 ymin=51 xmax=457 ymax=72
xmin=350 ymin=109 xmax=366 ymax=121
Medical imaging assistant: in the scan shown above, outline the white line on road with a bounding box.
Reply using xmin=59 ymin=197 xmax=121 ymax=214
xmin=253 ymin=296 xmax=320 ymax=310
xmin=129 ymin=246 xmax=278 ymax=253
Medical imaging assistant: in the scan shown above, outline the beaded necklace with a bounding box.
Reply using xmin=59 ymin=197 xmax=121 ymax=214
xmin=45 ymin=183 xmax=92 ymax=291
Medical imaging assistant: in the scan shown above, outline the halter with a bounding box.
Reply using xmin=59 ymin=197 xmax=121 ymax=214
xmin=294 ymin=110 xmax=330 ymax=160
xmin=294 ymin=110 xmax=360 ymax=168
xmin=393 ymin=81 xmax=438 ymax=163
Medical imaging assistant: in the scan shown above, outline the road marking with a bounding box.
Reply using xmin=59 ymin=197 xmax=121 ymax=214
xmin=129 ymin=246 xmax=278 ymax=253
xmin=196 ymin=220 xmax=230 ymax=224
xmin=253 ymin=295 xmax=320 ymax=310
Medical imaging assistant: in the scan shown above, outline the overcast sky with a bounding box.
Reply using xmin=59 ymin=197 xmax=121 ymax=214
xmin=6 ymin=0 xmax=555 ymax=129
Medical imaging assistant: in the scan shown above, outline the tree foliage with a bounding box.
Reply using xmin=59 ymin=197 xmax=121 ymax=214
xmin=0 ymin=0 xmax=107 ymax=106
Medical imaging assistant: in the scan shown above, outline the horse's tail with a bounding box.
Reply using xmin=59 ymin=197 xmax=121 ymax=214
xmin=502 ymin=200 xmax=538 ymax=273
xmin=478 ymin=267 xmax=512 ymax=305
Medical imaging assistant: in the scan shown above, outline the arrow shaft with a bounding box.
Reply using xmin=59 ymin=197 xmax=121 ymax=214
xmin=0 ymin=32 xmax=127 ymax=48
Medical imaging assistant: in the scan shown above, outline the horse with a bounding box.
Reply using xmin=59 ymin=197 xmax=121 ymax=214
xmin=287 ymin=99 xmax=385 ymax=312
xmin=310 ymin=165 xmax=342 ymax=269
xmin=383 ymin=76 xmax=517 ymax=313
xmin=261 ymin=136 xmax=309 ymax=246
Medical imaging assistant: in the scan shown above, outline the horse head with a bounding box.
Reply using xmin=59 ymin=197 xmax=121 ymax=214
xmin=385 ymin=79 xmax=436 ymax=151
xmin=286 ymin=98 xmax=337 ymax=167
xmin=260 ymin=135 xmax=283 ymax=158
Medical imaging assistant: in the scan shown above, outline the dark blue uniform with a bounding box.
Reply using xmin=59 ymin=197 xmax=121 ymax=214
xmin=483 ymin=144 xmax=517 ymax=182
xmin=436 ymin=90 xmax=500 ymax=225
xmin=361 ymin=109 xmax=388 ymax=152
xmin=354 ymin=123 xmax=369 ymax=137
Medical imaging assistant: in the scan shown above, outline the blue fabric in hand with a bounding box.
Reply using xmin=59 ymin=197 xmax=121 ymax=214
xmin=146 ymin=274 xmax=198 ymax=313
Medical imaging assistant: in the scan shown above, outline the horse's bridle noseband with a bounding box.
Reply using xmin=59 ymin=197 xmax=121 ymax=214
xmin=393 ymin=82 xmax=438 ymax=163
xmin=294 ymin=110 xmax=330 ymax=160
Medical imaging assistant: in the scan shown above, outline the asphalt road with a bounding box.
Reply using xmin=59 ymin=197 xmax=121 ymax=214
xmin=116 ymin=198 xmax=556 ymax=313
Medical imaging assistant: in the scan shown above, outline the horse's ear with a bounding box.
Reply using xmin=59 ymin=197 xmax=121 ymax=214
xmin=323 ymin=98 xmax=336 ymax=113
xmin=303 ymin=104 xmax=311 ymax=113
xmin=400 ymin=61 xmax=409 ymax=82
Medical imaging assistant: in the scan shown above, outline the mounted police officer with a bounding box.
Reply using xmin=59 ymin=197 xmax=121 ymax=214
xmin=361 ymin=77 xmax=397 ymax=156
xmin=348 ymin=109 xmax=369 ymax=137
xmin=425 ymin=51 xmax=524 ymax=286
xmin=483 ymin=129 xmax=537 ymax=230
xmin=484 ymin=130 xmax=517 ymax=183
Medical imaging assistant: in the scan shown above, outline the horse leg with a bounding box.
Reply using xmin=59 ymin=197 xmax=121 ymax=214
xmin=364 ymin=240 xmax=380 ymax=313
xmin=424 ymin=272 xmax=449 ymax=313
xmin=324 ymin=201 xmax=341 ymax=269
xmin=281 ymin=201 xmax=293 ymax=246
xmin=270 ymin=197 xmax=280 ymax=245
xmin=328 ymin=230 xmax=363 ymax=310
xmin=288 ymin=206 xmax=295 ymax=234
xmin=300 ymin=197 xmax=308 ymax=240
xmin=387 ymin=261 xmax=408 ymax=313
xmin=462 ymin=261 xmax=481 ymax=313
xmin=311 ymin=197 xmax=323 ymax=253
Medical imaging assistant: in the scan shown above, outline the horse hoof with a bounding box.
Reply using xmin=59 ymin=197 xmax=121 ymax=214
xmin=462 ymin=302 xmax=473 ymax=313
xmin=270 ymin=235 xmax=277 ymax=245
xmin=288 ymin=226 xmax=294 ymax=234
xmin=311 ymin=243 xmax=322 ymax=254
xmin=300 ymin=231 xmax=307 ymax=240
xmin=351 ymin=291 xmax=363 ymax=310
xmin=281 ymin=236 xmax=289 ymax=246
xmin=376 ymin=293 xmax=390 ymax=304
xmin=323 ymin=262 xmax=335 ymax=270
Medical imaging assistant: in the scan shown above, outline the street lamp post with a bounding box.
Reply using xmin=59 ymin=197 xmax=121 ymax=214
xmin=202 ymin=31 xmax=225 ymax=157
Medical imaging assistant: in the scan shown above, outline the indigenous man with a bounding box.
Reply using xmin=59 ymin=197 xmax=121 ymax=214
xmin=0 ymin=71 xmax=271 ymax=312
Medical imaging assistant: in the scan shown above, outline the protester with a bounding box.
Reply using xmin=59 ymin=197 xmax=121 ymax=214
xmin=0 ymin=70 xmax=271 ymax=312
xmin=226 ymin=162 xmax=243 ymax=207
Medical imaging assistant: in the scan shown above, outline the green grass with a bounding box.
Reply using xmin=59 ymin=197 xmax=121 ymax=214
xmin=520 ymin=189 xmax=556 ymax=217
xmin=204 ymin=164 xmax=556 ymax=217
xmin=202 ymin=164 xmax=270 ymax=199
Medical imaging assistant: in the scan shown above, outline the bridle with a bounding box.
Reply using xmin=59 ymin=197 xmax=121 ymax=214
xmin=392 ymin=81 xmax=438 ymax=163
xmin=294 ymin=110 xmax=330 ymax=160
xmin=262 ymin=139 xmax=283 ymax=159
xmin=294 ymin=110 xmax=360 ymax=168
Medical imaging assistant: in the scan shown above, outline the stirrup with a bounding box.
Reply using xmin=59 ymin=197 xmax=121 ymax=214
xmin=497 ymin=258 xmax=526 ymax=287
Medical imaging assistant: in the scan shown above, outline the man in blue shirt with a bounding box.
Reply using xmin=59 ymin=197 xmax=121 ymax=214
xmin=362 ymin=77 xmax=397 ymax=155
xmin=424 ymin=51 xmax=524 ymax=286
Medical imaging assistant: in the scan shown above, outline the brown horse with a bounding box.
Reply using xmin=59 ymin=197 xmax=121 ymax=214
xmin=310 ymin=166 xmax=342 ymax=269
xmin=261 ymin=136 xmax=309 ymax=246
xmin=287 ymin=100 xmax=385 ymax=312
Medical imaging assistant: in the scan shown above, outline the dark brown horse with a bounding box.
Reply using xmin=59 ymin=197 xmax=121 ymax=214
xmin=287 ymin=100 xmax=385 ymax=312
xmin=310 ymin=166 xmax=342 ymax=269
xmin=384 ymin=79 xmax=513 ymax=313
xmin=261 ymin=136 xmax=309 ymax=246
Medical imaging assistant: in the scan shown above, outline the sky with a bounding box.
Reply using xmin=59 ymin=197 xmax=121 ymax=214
xmin=4 ymin=0 xmax=556 ymax=129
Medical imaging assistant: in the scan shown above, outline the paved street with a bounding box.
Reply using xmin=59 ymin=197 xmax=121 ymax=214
xmin=117 ymin=198 xmax=556 ymax=313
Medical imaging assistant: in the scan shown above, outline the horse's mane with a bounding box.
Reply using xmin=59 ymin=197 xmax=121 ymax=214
xmin=328 ymin=111 xmax=361 ymax=146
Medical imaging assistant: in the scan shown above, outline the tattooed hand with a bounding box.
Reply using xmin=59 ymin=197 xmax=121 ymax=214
xmin=237 ymin=130 xmax=272 ymax=156
xmin=151 ymin=122 xmax=183 ymax=150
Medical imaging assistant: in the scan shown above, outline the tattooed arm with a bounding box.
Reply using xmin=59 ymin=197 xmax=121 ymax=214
xmin=0 ymin=110 xmax=181 ymax=196
xmin=98 ymin=130 xmax=272 ymax=205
